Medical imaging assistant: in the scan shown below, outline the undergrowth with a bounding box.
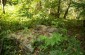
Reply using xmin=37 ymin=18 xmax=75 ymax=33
xmin=33 ymin=32 xmax=84 ymax=55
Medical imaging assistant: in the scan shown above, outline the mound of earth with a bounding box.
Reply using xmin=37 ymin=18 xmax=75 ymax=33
xmin=7 ymin=25 xmax=59 ymax=54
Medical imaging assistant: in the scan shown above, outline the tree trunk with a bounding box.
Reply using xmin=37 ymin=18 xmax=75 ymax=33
xmin=83 ymin=20 xmax=85 ymax=27
xmin=57 ymin=0 xmax=61 ymax=18
xmin=63 ymin=0 xmax=71 ymax=19
xmin=1 ymin=0 xmax=7 ymax=14
xmin=0 ymin=39 xmax=3 ymax=55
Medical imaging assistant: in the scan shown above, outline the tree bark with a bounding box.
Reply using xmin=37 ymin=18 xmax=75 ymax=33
xmin=63 ymin=0 xmax=71 ymax=19
xmin=1 ymin=0 xmax=7 ymax=14
xmin=57 ymin=0 xmax=61 ymax=18
xmin=83 ymin=20 xmax=85 ymax=27
xmin=0 ymin=39 xmax=3 ymax=55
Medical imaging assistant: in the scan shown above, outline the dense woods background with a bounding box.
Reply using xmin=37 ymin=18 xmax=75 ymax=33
xmin=0 ymin=0 xmax=85 ymax=55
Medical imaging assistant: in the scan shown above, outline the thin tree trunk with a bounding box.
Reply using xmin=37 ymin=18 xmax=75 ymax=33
xmin=1 ymin=0 xmax=7 ymax=14
xmin=83 ymin=20 xmax=85 ymax=27
xmin=2 ymin=3 xmax=5 ymax=14
xmin=57 ymin=0 xmax=61 ymax=18
xmin=63 ymin=0 xmax=71 ymax=19
xmin=0 ymin=39 xmax=3 ymax=54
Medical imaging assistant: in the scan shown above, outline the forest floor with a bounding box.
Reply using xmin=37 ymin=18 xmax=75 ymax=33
xmin=67 ymin=26 xmax=85 ymax=50
xmin=0 ymin=25 xmax=85 ymax=55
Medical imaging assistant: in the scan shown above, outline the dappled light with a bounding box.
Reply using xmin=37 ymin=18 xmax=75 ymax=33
xmin=0 ymin=0 xmax=85 ymax=55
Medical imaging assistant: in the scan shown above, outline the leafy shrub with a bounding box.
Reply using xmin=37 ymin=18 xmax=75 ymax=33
xmin=1 ymin=37 xmax=20 ymax=55
xmin=33 ymin=32 xmax=84 ymax=55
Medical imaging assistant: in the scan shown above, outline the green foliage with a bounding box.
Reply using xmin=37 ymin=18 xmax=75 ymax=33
xmin=34 ymin=33 xmax=84 ymax=55
xmin=51 ymin=19 xmax=66 ymax=28
xmin=39 ymin=33 xmax=63 ymax=47
xmin=1 ymin=37 xmax=20 ymax=55
xmin=0 ymin=0 xmax=85 ymax=55
xmin=72 ymin=1 xmax=85 ymax=20
xmin=72 ymin=2 xmax=85 ymax=9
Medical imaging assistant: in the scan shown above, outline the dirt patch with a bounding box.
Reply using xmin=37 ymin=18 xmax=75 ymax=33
xmin=7 ymin=25 xmax=58 ymax=54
